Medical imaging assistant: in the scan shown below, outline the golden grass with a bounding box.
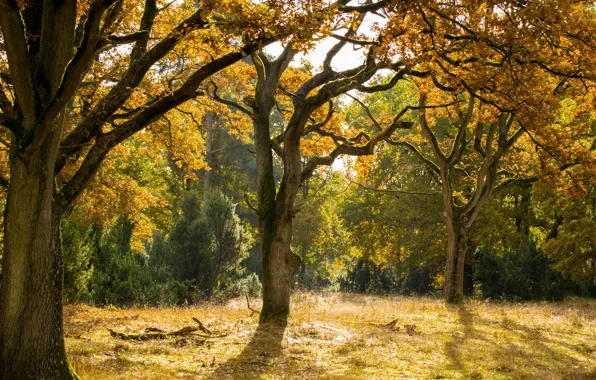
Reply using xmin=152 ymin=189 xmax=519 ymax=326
xmin=65 ymin=293 xmax=596 ymax=379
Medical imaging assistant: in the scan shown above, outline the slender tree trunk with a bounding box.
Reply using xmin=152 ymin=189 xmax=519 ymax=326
xmin=203 ymin=111 xmax=214 ymax=204
xmin=0 ymin=129 xmax=76 ymax=379
xmin=300 ymin=245 xmax=307 ymax=275
xmin=444 ymin=216 xmax=468 ymax=304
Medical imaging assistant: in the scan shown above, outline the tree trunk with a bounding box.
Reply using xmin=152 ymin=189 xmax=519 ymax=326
xmin=260 ymin=215 xmax=301 ymax=323
xmin=0 ymin=132 xmax=77 ymax=378
xmin=444 ymin=216 xmax=468 ymax=304
xmin=203 ymin=111 xmax=214 ymax=204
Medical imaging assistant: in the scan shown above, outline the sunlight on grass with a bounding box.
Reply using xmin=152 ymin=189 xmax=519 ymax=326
xmin=65 ymin=293 xmax=596 ymax=379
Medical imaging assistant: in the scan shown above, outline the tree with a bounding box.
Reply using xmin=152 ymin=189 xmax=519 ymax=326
xmin=392 ymin=92 xmax=529 ymax=302
xmin=211 ymin=9 xmax=426 ymax=321
xmin=0 ymin=0 xmax=333 ymax=376
xmin=374 ymin=0 xmax=596 ymax=303
xmin=169 ymin=190 xmax=248 ymax=299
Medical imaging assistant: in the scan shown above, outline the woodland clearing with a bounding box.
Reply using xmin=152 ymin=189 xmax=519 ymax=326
xmin=66 ymin=292 xmax=596 ymax=379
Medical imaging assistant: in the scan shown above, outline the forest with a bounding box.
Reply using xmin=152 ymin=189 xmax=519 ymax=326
xmin=0 ymin=0 xmax=595 ymax=378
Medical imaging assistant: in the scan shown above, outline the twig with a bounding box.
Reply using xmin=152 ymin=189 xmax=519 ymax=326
xmin=245 ymin=292 xmax=259 ymax=315
xmin=244 ymin=193 xmax=260 ymax=217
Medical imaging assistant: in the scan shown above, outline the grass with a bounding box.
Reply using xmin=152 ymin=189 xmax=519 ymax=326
xmin=65 ymin=292 xmax=596 ymax=379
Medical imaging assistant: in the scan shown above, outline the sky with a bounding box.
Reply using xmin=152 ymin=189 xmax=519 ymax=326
xmin=264 ymin=12 xmax=385 ymax=72
xmin=263 ymin=11 xmax=389 ymax=173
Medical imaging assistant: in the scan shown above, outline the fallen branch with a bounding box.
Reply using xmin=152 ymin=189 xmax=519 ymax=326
xmin=245 ymin=293 xmax=259 ymax=315
xmin=193 ymin=317 xmax=212 ymax=335
xmin=109 ymin=318 xmax=210 ymax=341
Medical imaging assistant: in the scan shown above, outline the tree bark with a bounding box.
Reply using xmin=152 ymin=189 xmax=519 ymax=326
xmin=203 ymin=111 xmax=214 ymax=204
xmin=255 ymin=113 xmax=302 ymax=322
xmin=0 ymin=128 xmax=77 ymax=379
xmin=260 ymin=212 xmax=301 ymax=323
xmin=444 ymin=216 xmax=468 ymax=304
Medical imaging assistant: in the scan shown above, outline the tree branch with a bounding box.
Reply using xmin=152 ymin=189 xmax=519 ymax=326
xmin=40 ymin=0 xmax=119 ymax=129
xmin=0 ymin=0 xmax=36 ymax=124
xmin=350 ymin=180 xmax=439 ymax=196
xmin=57 ymin=9 xmax=208 ymax=172
xmin=209 ymin=81 xmax=255 ymax=119
xmin=301 ymin=104 xmax=414 ymax=182
xmin=447 ymin=94 xmax=475 ymax=166
xmin=418 ymin=94 xmax=447 ymax=164
xmin=57 ymin=38 xmax=271 ymax=208
xmin=303 ymin=100 xmax=334 ymax=135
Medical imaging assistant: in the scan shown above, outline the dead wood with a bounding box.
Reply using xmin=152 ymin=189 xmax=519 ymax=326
xmin=145 ymin=327 xmax=166 ymax=333
xmin=193 ymin=317 xmax=212 ymax=335
xmin=245 ymin=292 xmax=259 ymax=314
xmin=109 ymin=318 xmax=210 ymax=341
xmin=404 ymin=324 xmax=417 ymax=335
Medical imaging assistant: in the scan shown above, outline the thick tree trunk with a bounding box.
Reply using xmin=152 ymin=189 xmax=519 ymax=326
xmin=444 ymin=217 xmax=468 ymax=304
xmin=0 ymin=133 xmax=77 ymax=378
xmin=258 ymin=144 xmax=302 ymax=322
xmin=260 ymin=216 xmax=301 ymax=323
xmin=250 ymin=46 xmax=300 ymax=324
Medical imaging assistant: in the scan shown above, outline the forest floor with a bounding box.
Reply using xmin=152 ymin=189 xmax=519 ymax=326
xmin=65 ymin=292 xmax=596 ymax=379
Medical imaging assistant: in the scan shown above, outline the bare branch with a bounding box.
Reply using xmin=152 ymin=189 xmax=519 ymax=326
xmin=338 ymin=0 xmax=390 ymax=13
xmin=323 ymin=13 xmax=365 ymax=71
xmin=104 ymin=30 xmax=150 ymax=45
xmin=447 ymin=94 xmax=475 ymax=166
xmin=348 ymin=93 xmax=388 ymax=133
xmin=303 ymin=100 xmax=334 ymax=135
xmin=0 ymin=0 xmax=36 ymax=125
xmin=418 ymin=94 xmax=447 ymax=164
xmin=350 ymin=180 xmax=439 ymax=196
xmin=330 ymin=33 xmax=379 ymax=46
xmin=387 ymin=139 xmax=441 ymax=174
xmin=209 ymin=81 xmax=255 ymax=118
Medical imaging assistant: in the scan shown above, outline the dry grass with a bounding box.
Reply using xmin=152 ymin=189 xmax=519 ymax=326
xmin=65 ymin=292 xmax=596 ymax=379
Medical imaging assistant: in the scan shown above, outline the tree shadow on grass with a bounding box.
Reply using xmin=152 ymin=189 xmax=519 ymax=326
xmin=441 ymin=303 xmax=595 ymax=378
xmin=444 ymin=305 xmax=476 ymax=370
xmin=205 ymin=321 xmax=287 ymax=379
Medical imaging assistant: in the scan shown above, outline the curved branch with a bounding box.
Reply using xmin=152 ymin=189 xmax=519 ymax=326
xmin=57 ymin=9 xmax=208 ymax=172
xmin=40 ymin=0 xmax=119 ymax=127
xmin=387 ymin=139 xmax=441 ymax=174
xmin=351 ymin=180 xmax=439 ymax=196
xmin=209 ymin=81 xmax=255 ymax=119
xmin=303 ymin=100 xmax=334 ymax=135
xmin=57 ymin=39 xmax=269 ymax=208
xmin=447 ymin=94 xmax=475 ymax=166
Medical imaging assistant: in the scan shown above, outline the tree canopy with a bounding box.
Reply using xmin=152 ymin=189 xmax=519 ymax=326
xmin=0 ymin=0 xmax=595 ymax=378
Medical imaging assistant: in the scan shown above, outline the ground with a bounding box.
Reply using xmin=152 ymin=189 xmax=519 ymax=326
xmin=66 ymin=292 xmax=596 ymax=379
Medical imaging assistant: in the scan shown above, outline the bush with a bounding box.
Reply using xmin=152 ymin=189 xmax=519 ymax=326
xmin=169 ymin=190 xmax=249 ymax=301
xmin=474 ymin=240 xmax=579 ymax=301
xmin=62 ymin=215 xmax=96 ymax=303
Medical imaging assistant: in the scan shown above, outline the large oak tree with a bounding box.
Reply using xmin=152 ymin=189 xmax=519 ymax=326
xmin=0 ymin=0 xmax=341 ymax=377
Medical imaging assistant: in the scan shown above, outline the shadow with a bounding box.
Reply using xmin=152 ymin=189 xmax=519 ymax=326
xmin=205 ymin=321 xmax=287 ymax=379
xmin=439 ymin=303 xmax=595 ymax=378
xmin=444 ymin=305 xmax=475 ymax=370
